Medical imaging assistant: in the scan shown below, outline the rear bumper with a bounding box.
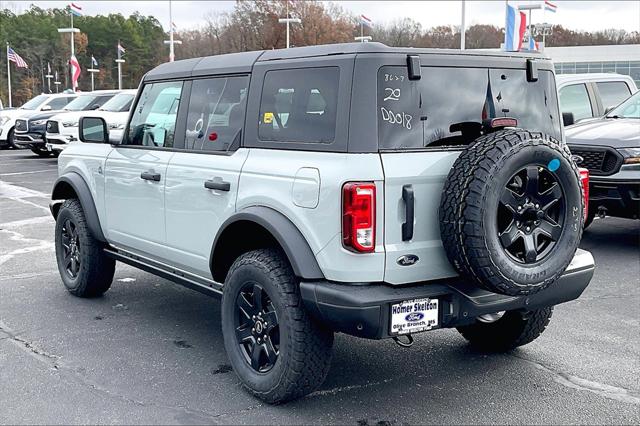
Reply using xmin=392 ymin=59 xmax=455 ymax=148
xmin=301 ymin=249 xmax=595 ymax=339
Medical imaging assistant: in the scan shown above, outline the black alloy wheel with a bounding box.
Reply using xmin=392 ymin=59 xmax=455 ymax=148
xmin=498 ymin=165 xmax=565 ymax=264
xmin=235 ymin=282 xmax=280 ymax=373
xmin=60 ymin=218 xmax=81 ymax=279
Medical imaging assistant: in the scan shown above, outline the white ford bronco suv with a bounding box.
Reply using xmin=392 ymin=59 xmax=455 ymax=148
xmin=51 ymin=43 xmax=595 ymax=403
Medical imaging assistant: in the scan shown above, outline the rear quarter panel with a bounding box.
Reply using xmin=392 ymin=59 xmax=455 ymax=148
xmin=237 ymin=149 xmax=386 ymax=283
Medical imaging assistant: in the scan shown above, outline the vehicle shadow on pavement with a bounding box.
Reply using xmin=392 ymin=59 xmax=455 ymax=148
xmin=580 ymin=217 xmax=640 ymax=252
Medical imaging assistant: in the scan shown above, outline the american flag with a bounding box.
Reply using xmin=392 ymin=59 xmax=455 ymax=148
xmin=8 ymin=47 xmax=28 ymax=68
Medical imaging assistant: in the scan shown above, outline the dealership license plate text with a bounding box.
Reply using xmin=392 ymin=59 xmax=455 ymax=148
xmin=390 ymin=298 xmax=439 ymax=335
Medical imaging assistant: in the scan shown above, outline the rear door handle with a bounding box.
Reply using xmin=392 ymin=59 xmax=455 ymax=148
xmin=402 ymin=184 xmax=414 ymax=241
xmin=140 ymin=171 xmax=161 ymax=182
xmin=204 ymin=179 xmax=230 ymax=192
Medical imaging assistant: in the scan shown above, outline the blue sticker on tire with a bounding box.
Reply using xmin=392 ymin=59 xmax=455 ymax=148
xmin=548 ymin=158 xmax=560 ymax=172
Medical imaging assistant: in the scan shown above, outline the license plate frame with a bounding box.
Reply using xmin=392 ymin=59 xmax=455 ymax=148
xmin=390 ymin=297 xmax=439 ymax=335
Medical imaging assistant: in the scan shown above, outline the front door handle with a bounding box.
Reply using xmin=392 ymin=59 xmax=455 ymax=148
xmin=140 ymin=171 xmax=161 ymax=182
xmin=204 ymin=179 xmax=230 ymax=192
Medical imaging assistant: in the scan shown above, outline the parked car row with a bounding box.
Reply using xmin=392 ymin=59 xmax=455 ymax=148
xmin=0 ymin=89 xmax=135 ymax=156
xmin=556 ymin=73 xmax=638 ymax=228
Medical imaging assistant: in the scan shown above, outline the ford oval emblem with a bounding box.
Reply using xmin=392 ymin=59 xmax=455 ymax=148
xmin=571 ymin=155 xmax=584 ymax=165
xmin=397 ymin=254 xmax=419 ymax=266
xmin=405 ymin=312 xmax=424 ymax=322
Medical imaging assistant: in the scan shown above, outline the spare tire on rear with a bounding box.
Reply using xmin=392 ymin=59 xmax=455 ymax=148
xmin=439 ymin=129 xmax=584 ymax=296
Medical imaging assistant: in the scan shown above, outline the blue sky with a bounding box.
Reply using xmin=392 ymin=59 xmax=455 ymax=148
xmin=6 ymin=1 xmax=640 ymax=33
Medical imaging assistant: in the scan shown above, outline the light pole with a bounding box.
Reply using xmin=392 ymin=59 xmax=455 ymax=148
xmin=58 ymin=10 xmax=80 ymax=91
xmin=164 ymin=39 xmax=182 ymax=62
xmin=278 ymin=1 xmax=301 ymax=49
xmin=460 ymin=0 xmax=466 ymax=50
xmin=164 ymin=0 xmax=182 ymax=62
xmin=87 ymin=68 xmax=99 ymax=91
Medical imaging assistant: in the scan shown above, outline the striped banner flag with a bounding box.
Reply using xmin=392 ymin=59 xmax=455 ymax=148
xmin=70 ymin=55 xmax=81 ymax=90
xmin=505 ymin=4 xmax=526 ymax=51
xmin=7 ymin=47 xmax=28 ymax=68
xmin=544 ymin=1 xmax=557 ymax=13
xmin=360 ymin=15 xmax=373 ymax=28
xmin=70 ymin=2 xmax=83 ymax=16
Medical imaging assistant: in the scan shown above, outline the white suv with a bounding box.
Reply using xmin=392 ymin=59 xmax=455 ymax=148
xmin=46 ymin=89 xmax=137 ymax=153
xmin=50 ymin=43 xmax=595 ymax=403
xmin=0 ymin=93 xmax=76 ymax=148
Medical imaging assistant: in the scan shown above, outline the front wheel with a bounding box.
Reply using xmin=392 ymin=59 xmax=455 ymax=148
xmin=457 ymin=307 xmax=553 ymax=352
xmin=55 ymin=199 xmax=115 ymax=297
xmin=31 ymin=146 xmax=52 ymax=157
xmin=7 ymin=128 xmax=17 ymax=149
xmin=221 ymin=249 xmax=334 ymax=404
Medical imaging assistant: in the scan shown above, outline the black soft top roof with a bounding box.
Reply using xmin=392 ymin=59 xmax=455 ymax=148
xmin=144 ymin=42 xmax=548 ymax=82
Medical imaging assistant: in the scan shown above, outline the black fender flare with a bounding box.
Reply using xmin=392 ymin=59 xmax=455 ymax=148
xmin=211 ymin=206 xmax=324 ymax=281
xmin=51 ymin=172 xmax=106 ymax=242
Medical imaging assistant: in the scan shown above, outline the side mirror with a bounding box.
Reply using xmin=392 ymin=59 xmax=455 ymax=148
xmin=41 ymin=105 xmax=52 ymax=111
xmin=604 ymin=106 xmax=614 ymax=115
xmin=562 ymin=112 xmax=575 ymax=127
xmin=90 ymin=104 xmax=101 ymax=110
xmin=79 ymin=116 xmax=108 ymax=143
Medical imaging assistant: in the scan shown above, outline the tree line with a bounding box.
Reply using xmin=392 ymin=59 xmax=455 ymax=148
xmin=2 ymin=1 xmax=638 ymax=106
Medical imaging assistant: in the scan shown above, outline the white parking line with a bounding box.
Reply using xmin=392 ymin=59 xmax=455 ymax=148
xmin=0 ymin=169 xmax=56 ymax=176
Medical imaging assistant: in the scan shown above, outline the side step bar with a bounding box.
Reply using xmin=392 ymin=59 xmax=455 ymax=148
xmin=104 ymin=247 xmax=223 ymax=298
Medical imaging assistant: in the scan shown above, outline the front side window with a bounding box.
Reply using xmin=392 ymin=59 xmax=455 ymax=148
xmin=46 ymin=96 xmax=74 ymax=110
xmin=258 ymin=67 xmax=339 ymax=144
xmin=596 ymin=82 xmax=631 ymax=110
xmin=378 ymin=66 xmax=561 ymax=149
xmin=184 ymin=76 xmax=249 ymax=151
xmin=608 ymin=90 xmax=640 ymax=119
xmin=125 ymin=81 xmax=183 ymax=147
xmin=559 ymin=84 xmax=593 ymax=121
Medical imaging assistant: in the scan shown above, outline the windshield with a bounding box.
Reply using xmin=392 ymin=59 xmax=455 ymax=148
xmin=100 ymin=93 xmax=135 ymax=112
xmin=64 ymin=95 xmax=99 ymax=111
xmin=608 ymin=91 xmax=640 ymax=119
xmin=377 ymin=66 xmax=561 ymax=150
xmin=21 ymin=95 xmax=48 ymax=110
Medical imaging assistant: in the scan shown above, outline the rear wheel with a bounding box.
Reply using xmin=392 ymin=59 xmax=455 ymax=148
xmin=457 ymin=307 xmax=553 ymax=352
xmin=221 ymin=249 xmax=333 ymax=404
xmin=55 ymin=199 xmax=115 ymax=297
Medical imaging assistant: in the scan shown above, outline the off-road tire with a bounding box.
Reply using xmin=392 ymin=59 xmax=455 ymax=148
xmin=440 ymin=129 xmax=584 ymax=296
xmin=221 ymin=249 xmax=334 ymax=404
xmin=457 ymin=307 xmax=553 ymax=352
xmin=583 ymin=210 xmax=596 ymax=230
xmin=7 ymin=128 xmax=17 ymax=149
xmin=55 ymin=199 xmax=115 ymax=297
xmin=31 ymin=146 xmax=52 ymax=157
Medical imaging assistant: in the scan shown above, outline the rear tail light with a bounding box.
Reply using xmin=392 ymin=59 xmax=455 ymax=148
xmin=579 ymin=167 xmax=589 ymax=222
xmin=342 ymin=182 xmax=376 ymax=253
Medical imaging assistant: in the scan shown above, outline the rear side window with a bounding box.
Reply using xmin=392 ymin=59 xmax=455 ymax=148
xmin=378 ymin=66 xmax=561 ymax=150
xmin=125 ymin=81 xmax=183 ymax=147
xmin=258 ymin=67 xmax=339 ymax=144
xmin=596 ymin=81 xmax=631 ymax=110
xmin=184 ymin=76 xmax=249 ymax=152
xmin=559 ymin=84 xmax=593 ymax=121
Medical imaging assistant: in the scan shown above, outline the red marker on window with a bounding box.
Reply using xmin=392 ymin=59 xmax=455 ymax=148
xmin=208 ymin=132 xmax=218 ymax=141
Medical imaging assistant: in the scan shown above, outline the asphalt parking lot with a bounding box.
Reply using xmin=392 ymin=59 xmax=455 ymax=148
xmin=0 ymin=148 xmax=639 ymax=425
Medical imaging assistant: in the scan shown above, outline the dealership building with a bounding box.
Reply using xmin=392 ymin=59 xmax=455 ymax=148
xmin=546 ymin=44 xmax=640 ymax=87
